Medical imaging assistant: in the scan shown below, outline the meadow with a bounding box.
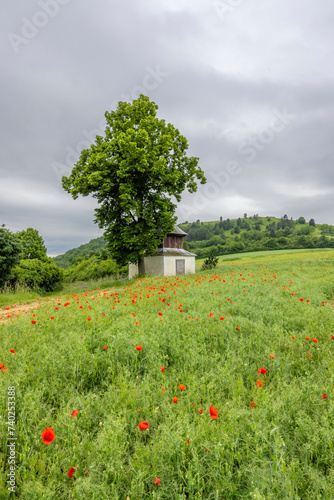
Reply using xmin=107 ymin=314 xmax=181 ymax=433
xmin=1 ymin=248 xmax=334 ymax=499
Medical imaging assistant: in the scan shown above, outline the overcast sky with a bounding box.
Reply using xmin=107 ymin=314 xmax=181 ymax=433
xmin=1 ymin=0 xmax=334 ymax=256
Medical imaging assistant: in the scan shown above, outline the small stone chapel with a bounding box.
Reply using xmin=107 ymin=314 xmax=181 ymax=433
xmin=128 ymin=225 xmax=196 ymax=278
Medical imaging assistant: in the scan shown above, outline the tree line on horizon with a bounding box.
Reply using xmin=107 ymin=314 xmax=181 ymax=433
xmin=2 ymin=214 xmax=333 ymax=290
xmin=179 ymin=214 xmax=334 ymax=258
xmin=51 ymin=213 xmax=334 ymax=273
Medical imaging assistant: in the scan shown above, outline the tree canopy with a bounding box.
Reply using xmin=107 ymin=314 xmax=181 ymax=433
xmin=0 ymin=225 xmax=22 ymax=289
xmin=62 ymin=95 xmax=206 ymax=266
xmin=16 ymin=227 xmax=48 ymax=260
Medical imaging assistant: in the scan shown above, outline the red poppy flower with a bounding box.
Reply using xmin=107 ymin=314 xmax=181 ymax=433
xmin=135 ymin=321 xmax=140 ymax=325
xmin=198 ymin=408 xmax=203 ymax=414
xmin=291 ymin=335 xmax=295 ymax=340
xmin=307 ymin=354 xmax=311 ymax=358
xmin=155 ymin=477 xmax=161 ymax=486
xmin=135 ymin=345 xmax=143 ymax=350
xmin=321 ymin=394 xmax=327 ymax=400
xmin=299 ymin=298 xmax=304 ymax=302
xmin=331 ymin=336 xmax=334 ymax=340
xmin=50 ymin=316 xmax=55 ymax=320
xmin=219 ymin=316 xmax=225 ymax=320
xmin=138 ymin=421 xmax=149 ymax=431
xmin=250 ymin=401 xmax=256 ymax=408
xmin=312 ymin=338 xmax=319 ymax=343
xmin=236 ymin=327 xmax=240 ymax=331
xmin=0 ymin=363 xmax=3 ymax=369
xmin=258 ymin=368 xmax=268 ymax=375
xmin=31 ymin=320 xmax=36 ymax=324
xmin=67 ymin=467 xmax=75 ymax=478
xmin=209 ymin=406 xmax=218 ymax=419
xmin=71 ymin=410 xmax=79 ymax=417
xmin=160 ymin=366 xmax=165 ymax=372
xmin=2 ymin=367 xmax=8 ymax=372
xmin=257 ymin=380 xmax=264 ymax=388
xmin=103 ymin=346 xmax=108 ymax=350
xmin=87 ymin=317 xmax=91 ymax=321
xmin=173 ymin=397 xmax=179 ymax=403
xmin=9 ymin=349 xmax=16 ymax=353
xmin=161 ymin=387 xmax=165 ymax=393
xmin=158 ymin=312 xmax=163 ymax=316
xmin=41 ymin=427 xmax=56 ymax=445
xmin=270 ymin=354 xmax=275 ymax=359
xmin=179 ymin=384 xmax=186 ymax=391
xmin=305 ymin=336 xmax=310 ymax=340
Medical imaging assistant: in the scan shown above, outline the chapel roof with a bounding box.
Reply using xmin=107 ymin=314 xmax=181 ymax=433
xmin=166 ymin=225 xmax=187 ymax=236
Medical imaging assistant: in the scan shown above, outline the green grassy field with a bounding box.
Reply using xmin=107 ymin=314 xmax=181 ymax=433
xmin=1 ymin=249 xmax=334 ymax=499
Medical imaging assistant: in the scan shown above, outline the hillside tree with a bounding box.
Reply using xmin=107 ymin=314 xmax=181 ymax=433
xmin=0 ymin=225 xmax=22 ymax=289
xmin=62 ymin=95 xmax=206 ymax=267
xmin=16 ymin=227 xmax=48 ymax=260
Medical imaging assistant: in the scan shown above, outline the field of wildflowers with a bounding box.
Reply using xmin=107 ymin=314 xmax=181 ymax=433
xmin=1 ymin=248 xmax=334 ymax=499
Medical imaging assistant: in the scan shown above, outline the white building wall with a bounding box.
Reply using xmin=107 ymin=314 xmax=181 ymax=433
xmin=164 ymin=256 xmax=195 ymax=275
xmin=129 ymin=255 xmax=195 ymax=278
xmin=128 ymin=262 xmax=139 ymax=279
xmin=144 ymin=256 xmax=164 ymax=276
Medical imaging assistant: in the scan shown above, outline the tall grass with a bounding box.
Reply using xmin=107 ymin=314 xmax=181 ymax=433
xmin=0 ymin=283 xmax=48 ymax=309
xmin=1 ymin=249 xmax=334 ymax=498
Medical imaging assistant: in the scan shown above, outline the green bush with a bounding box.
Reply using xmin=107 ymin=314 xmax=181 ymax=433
xmin=201 ymin=251 xmax=219 ymax=270
xmin=64 ymin=256 xmax=128 ymax=282
xmin=11 ymin=258 xmax=64 ymax=292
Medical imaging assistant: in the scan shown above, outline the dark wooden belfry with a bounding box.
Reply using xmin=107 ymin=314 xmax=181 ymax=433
xmin=158 ymin=225 xmax=187 ymax=250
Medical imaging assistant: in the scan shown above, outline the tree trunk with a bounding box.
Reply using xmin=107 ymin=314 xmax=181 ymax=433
xmin=138 ymin=258 xmax=145 ymax=275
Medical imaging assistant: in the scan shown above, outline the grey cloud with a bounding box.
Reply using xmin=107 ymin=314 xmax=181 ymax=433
xmin=1 ymin=0 xmax=334 ymax=254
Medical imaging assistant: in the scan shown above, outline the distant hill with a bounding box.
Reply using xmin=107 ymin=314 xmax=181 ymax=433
xmin=52 ymin=215 xmax=334 ymax=268
xmin=178 ymin=215 xmax=334 ymax=259
xmin=53 ymin=237 xmax=107 ymax=269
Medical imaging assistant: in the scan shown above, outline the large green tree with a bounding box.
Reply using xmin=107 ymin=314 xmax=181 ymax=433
xmin=0 ymin=225 xmax=22 ymax=289
xmin=62 ymin=95 xmax=206 ymax=266
xmin=16 ymin=227 xmax=48 ymax=260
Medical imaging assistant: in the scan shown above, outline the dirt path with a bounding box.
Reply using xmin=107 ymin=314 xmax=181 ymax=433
xmin=0 ymin=299 xmax=50 ymax=324
xmin=1 ymin=295 xmax=334 ymax=324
